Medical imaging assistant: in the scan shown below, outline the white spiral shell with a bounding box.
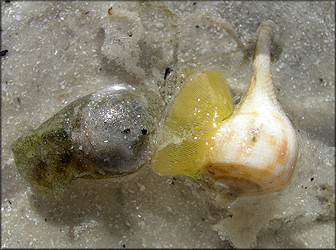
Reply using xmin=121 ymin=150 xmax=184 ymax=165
xmin=205 ymin=21 xmax=298 ymax=198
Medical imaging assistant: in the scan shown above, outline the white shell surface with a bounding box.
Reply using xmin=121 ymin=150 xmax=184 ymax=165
xmin=208 ymin=104 xmax=298 ymax=194
xmin=207 ymin=21 xmax=298 ymax=196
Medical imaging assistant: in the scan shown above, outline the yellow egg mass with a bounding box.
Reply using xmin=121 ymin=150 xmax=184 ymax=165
xmin=154 ymin=69 xmax=233 ymax=177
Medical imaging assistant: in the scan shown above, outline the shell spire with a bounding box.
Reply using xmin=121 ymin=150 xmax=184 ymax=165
xmin=206 ymin=21 xmax=299 ymax=199
xmin=240 ymin=21 xmax=277 ymax=113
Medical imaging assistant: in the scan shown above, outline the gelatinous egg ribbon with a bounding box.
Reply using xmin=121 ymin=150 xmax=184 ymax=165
xmin=154 ymin=69 xmax=234 ymax=176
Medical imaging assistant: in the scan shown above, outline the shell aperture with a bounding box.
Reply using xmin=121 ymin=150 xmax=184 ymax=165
xmin=153 ymin=69 xmax=234 ymax=177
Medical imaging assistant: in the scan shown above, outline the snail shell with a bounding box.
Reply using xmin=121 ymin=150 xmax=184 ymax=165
xmin=11 ymin=83 xmax=161 ymax=197
xmin=153 ymin=21 xmax=298 ymax=200
xmin=206 ymin=21 xmax=298 ymax=198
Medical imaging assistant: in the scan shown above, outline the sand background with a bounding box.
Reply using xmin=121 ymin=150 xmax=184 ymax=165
xmin=1 ymin=1 xmax=335 ymax=248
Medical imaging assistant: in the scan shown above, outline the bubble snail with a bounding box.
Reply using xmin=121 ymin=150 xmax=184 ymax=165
xmin=11 ymin=84 xmax=162 ymax=198
xmin=12 ymin=21 xmax=298 ymax=201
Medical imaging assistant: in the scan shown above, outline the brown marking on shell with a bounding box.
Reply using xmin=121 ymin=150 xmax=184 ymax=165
xmin=204 ymin=161 xmax=287 ymax=195
xmin=262 ymin=134 xmax=284 ymax=173
xmin=239 ymin=111 xmax=261 ymax=118
xmin=277 ymin=136 xmax=288 ymax=164
xmin=267 ymin=134 xmax=277 ymax=146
